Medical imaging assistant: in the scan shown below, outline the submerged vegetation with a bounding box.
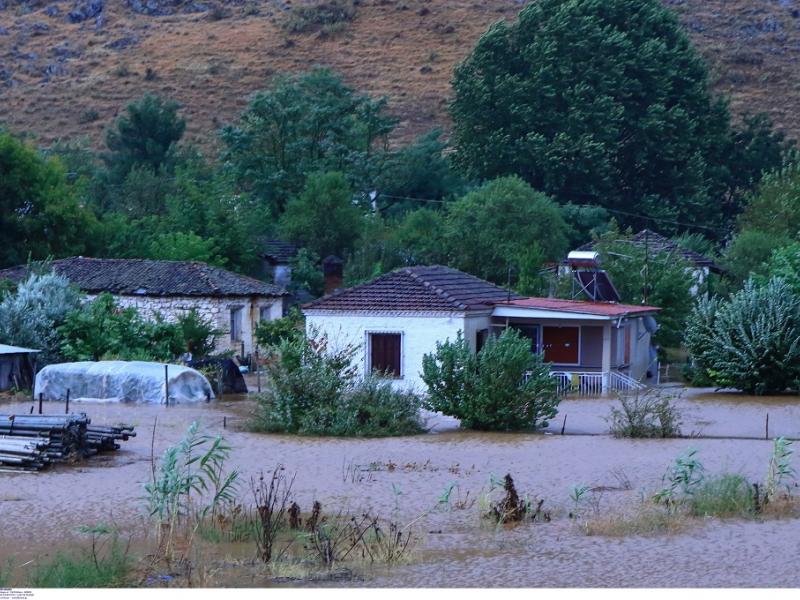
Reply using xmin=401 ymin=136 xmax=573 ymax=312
xmin=579 ymin=440 xmax=798 ymax=538
xmin=606 ymin=390 xmax=683 ymax=439
xmin=421 ymin=329 xmax=559 ymax=431
xmin=251 ymin=332 xmax=424 ymax=437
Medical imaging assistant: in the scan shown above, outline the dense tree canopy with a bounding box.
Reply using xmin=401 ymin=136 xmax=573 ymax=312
xmin=589 ymin=226 xmax=695 ymax=348
xmin=279 ymin=171 xmax=362 ymax=259
xmin=0 ymin=132 xmax=100 ymax=269
xmin=105 ymin=94 xmax=186 ymax=181
xmin=722 ymin=164 xmax=800 ymax=284
xmin=450 ymin=0 xmax=788 ymax=233
xmin=222 ymin=68 xmax=397 ymax=215
xmin=443 ymin=176 xmax=569 ymax=285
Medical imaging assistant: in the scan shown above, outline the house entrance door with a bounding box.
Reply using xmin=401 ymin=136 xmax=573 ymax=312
xmin=542 ymin=326 xmax=580 ymax=364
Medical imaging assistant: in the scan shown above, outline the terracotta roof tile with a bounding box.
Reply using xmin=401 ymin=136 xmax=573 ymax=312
xmin=0 ymin=258 xmax=285 ymax=298
xmin=304 ymin=265 xmax=518 ymax=312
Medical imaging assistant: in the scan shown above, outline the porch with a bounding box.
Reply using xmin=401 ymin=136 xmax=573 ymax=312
xmin=489 ymin=300 xmax=660 ymax=395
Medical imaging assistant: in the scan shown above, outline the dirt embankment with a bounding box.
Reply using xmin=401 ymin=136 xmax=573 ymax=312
xmin=1 ymin=0 xmax=800 ymax=152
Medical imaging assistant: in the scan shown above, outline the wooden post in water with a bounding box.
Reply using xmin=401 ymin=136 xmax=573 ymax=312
xmin=766 ymin=413 xmax=770 ymax=440
xmin=65 ymin=388 xmax=70 ymax=414
xmin=223 ymin=416 xmax=227 ymax=429
xmin=38 ymin=393 xmax=43 ymax=415
xmin=561 ymin=414 xmax=567 ymax=435
xmin=164 ymin=365 xmax=169 ymax=407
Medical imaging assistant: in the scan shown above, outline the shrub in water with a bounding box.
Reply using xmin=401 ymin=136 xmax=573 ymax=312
xmin=421 ymin=329 xmax=559 ymax=431
xmin=253 ymin=332 xmax=423 ymax=437
xmin=685 ymin=278 xmax=800 ymax=394
xmin=606 ymin=389 xmax=682 ymax=438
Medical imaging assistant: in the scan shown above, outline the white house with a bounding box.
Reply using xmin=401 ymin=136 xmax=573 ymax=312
xmin=0 ymin=258 xmax=287 ymax=357
xmin=303 ymin=265 xmax=661 ymax=395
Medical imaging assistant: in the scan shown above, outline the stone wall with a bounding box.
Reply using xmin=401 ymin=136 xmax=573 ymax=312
xmin=84 ymin=293 xmax=284 ymax=356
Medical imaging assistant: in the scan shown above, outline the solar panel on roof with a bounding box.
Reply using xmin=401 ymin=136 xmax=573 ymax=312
xmin=575 ymin=271 xmax=621 ymax=302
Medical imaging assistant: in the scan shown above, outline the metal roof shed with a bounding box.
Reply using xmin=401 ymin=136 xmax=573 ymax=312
xmin=0 ymin=344 xmax=41 ymax=392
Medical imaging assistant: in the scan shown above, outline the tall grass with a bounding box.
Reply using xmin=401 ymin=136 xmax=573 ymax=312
xmin=27 ymin=542 xmax=130 ymax=588
xmin=688 ymin=474 xmax=754 ymax=517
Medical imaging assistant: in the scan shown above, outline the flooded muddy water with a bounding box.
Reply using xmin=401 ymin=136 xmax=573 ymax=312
xmin=1 ymin=391 xmax=800 ymax=587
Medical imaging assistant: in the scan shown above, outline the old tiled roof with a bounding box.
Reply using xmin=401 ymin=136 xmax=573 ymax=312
xmin=261 ymin=240 xmax=299 ymax=264
xmin=0 ymin=258 xmax=286 ymax=298
xmin=304 ymin=265 xmax=518 ymax=312
xmin=579 ymin=229 xmax=722 ymax=273
xmin=495 ymin=297 xmax=660 ymax=317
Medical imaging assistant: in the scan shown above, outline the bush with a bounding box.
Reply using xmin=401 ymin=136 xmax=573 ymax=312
xmin=252 ymin=333 xmax=423 ymax=437
xmin=685 ymin=278 xmax=800 ymax=394
xmin=177 ymin=309 xmax=221 ymax=359
xmin=300 ymin=375 xmax=423 ymax=436
xmin=58 ymin=294 xmax=219 ymax=362
xmin=0 ymin=268 xmax=81 ymax=364
xmin=606 ymin=390 xmax=682 ymax=438
xmin=255 ymin=307 xmax=304 ymax=350
xmin=421 ymin=329 xmax=559 ymax=431
xmin=282 ymin=0 xmax=356 ymax=34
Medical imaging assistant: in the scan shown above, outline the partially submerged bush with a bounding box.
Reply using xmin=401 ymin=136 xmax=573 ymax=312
xmin=421 ymin=329 xmax=559 ymax=431
xmin=688 ymin=474 xmax=754 ymax=517
xmin=685 ymin=278 xmax=800 ymax=394
xmin=252 ymin=333 xmax=424 ymax=437
xmin=606 ymin=389 xmax=682 ymax=438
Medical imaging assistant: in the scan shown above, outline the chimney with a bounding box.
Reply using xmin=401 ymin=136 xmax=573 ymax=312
xmin=322 ymin=255 xmax=344 ymax=296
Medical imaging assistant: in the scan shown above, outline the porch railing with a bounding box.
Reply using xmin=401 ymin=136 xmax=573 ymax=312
xmin=608 ymin=370 xmax=647 ymax=392
xmin=548 ymin=371 xmax=604 ymax=396
xmin=531 ymin=370 xmax=647 ymax=396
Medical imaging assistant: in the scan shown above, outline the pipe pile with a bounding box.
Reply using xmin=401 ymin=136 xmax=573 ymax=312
xmin=0 ymin=414 xmax=136 ymax=472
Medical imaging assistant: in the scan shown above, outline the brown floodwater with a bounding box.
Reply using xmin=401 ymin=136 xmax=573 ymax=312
xmin=1 ymin=390 xmax=800 ymax=587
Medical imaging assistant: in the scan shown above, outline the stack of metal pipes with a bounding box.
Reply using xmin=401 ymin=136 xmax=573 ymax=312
xmin=0 ymin=414 xmax=136 ymax=472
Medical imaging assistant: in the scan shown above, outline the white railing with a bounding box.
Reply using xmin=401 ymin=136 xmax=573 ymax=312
xmin=608 ymin=370 xmax=647 ymax=392
xmin=548 ymin=371 xmax=605 ymax=396
xmin=532 ymin=369 xmax=647 ymax=396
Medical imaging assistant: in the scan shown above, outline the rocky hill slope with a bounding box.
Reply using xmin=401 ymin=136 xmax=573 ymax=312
xmin=1 ymin=0 xmax=799 ymax=151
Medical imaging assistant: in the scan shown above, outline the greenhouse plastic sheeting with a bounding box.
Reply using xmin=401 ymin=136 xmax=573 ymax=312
xmin=34 ymin=361 xmax=215 ymax=404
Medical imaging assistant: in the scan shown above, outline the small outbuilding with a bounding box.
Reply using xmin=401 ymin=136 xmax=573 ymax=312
xmin=0 ymin=344 xmax=40 ymax=391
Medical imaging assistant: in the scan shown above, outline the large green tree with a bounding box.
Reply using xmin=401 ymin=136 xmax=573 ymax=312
xmin=722 ymin=164 xmax=800 ymax=285
xmin=443 ymin=176 xmax=569 ymax=285
xmin=0 ymin=132 xmax=100 ymax=268
xmin=105 ymin=94 xmax=186 ymax=181
xmin=222 ymin=68 xmax=397 ymax=215
xmin=279 ymin=171 xmax=362 ymax=259
xmin=450 ymin=0 xmax=787 ymax=232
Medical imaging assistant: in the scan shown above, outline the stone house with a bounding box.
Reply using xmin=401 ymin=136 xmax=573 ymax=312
xmin=0 ymin=258 xmax=286 ymax=357
xmin=303 ymin=265 xmax=660 ymax=395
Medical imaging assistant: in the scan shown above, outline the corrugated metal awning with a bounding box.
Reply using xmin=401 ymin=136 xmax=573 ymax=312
xmin=0 ymin=344 xmax=41 ymax=355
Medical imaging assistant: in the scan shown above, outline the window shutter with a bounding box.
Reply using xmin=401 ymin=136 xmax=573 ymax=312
xmin=370 ymin=333 xmax=401 ymax=377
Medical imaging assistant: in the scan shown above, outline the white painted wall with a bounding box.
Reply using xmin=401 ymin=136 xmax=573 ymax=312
xmin=84 ymin=293 xmax=284 ymax=356
xmin=304 ymin=311 xmax=475 ymax=393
